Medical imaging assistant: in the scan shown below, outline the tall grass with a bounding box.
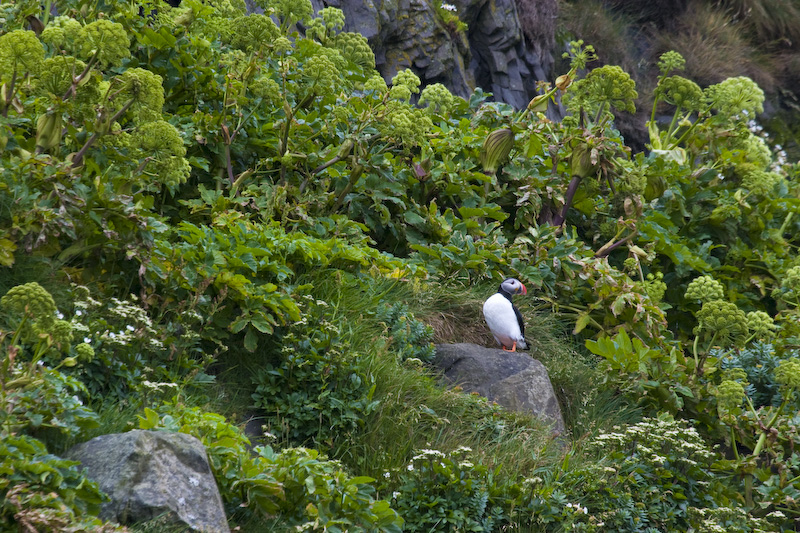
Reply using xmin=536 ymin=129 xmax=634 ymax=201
xmin=296 ymin=270 xmax=641 ymax=481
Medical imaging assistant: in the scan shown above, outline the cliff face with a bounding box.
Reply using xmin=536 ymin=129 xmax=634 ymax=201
xmin=312 ymin=0 xmax=556 ymax=109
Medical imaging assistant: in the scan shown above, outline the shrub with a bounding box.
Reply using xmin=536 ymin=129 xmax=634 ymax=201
xmin=251 ymin=303 xmax=379 ymax=447
xmin=390 ymin=447 xmax=509 ymax=532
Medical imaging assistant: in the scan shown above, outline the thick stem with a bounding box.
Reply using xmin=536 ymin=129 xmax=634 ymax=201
xmin=595 ymin=231 xmax=638 ymax=258
xmin=552 ymin=175 xmax=583 ymax=227
xmin=71 ymin=97 xmax=135 ymax=168
xmin=2 ymin=69 xmax=18 ymax=118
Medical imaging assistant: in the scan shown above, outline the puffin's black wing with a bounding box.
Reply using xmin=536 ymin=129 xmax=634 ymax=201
xmin=513 ymin=303 xmax=525 ymax=338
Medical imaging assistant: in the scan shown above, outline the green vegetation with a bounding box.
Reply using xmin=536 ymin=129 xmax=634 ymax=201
xmin=1 ymin=0 xmax=799 ymax=531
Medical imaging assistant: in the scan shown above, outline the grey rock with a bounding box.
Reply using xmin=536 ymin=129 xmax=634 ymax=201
xmin=434 ymin=343 xmax=564 ymax=434
xmin=65 ymin=430 xmax=229 ymax=532
xmin=312 ymin=0 xmax=555 ymax=108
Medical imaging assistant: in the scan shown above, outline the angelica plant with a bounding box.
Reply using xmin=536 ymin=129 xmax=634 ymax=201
xmin=0 ymin=29 xmax=44 ymax=117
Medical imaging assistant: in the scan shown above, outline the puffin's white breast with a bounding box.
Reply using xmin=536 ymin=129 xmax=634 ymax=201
xmin=483 ymin=293 xmax=526 ymax=349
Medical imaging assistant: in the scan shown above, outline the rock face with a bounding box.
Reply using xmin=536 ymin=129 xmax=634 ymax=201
xmin=312 ymin=0 xmax=556 ymax=109
xmin=65 ymin=430 xmax=229 ymax=532
xmin=434 ymin=343 xmax=564 ymax=434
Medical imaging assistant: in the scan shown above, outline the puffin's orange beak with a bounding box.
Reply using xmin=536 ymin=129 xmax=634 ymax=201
xmin=520 ymin=284 xmax=527 ymax=295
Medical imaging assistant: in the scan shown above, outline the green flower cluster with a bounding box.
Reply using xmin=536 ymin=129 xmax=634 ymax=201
xmin=262 ymin=0 xmax=313 ymax=26
xmin=715 ymin=379 xmax=745 ymax=419
xmin=380 ymin=105 xmax=433 ymax=149
xmin=364 ymin=74 xmax=388 ymax=94
xmin=685 ymin=275 xmax=725 ymax=303
xmin=746 ymin=311 xmax=777 ymax=340
xmin=389 ymin=69 xmax=421 ymax=102
xmin=419 ymin=82 xmax=457 ymax=115
xmin=705 ymin=76 xmax=764 ymax=118
xmin=116 ymin=67 xmax=165 ymax=123
xmin=305 ymin=7 xmax=346 ymax=42
xmin=732 ymin=135 xmax=772 ymax=169
xmin=331 ymin=32 xmax=375 ymax=69
xmin=42 ymin=318 xmax=74 ymax=348
xmin=656 ymin=75 xmax=703 ymax=112
xmin=305 ymin=53 xmax=341 ymax=95
xmin=782 ymin=266 xmax=800 ymax=293
xmin=710 ymin=200 xmax=742 ymax=225
xmin=250 ymin=76 xmax=281 ymax=105
xmin=741 ymin=168 xmax=781 ymax=196
xmin=614 ymin=161 xmax=647 ymax=196
xmin=33 ymin=56 xmax=101 ymax=121
xmin=774 ymin=359 xmax=800 ymax=390
xmin=134 ymin=120 xmax=191 ymax=189
xmin=567 ymin=64 xmax=638 ymax=117
xmin=0 ymin=29 xmax=45 ymax=79
xmin=623 ymin=257 xmax=638 ymax=274
xmin=563 ymin=39 xmax=596 ymax=71
xmin=1 ymin=282 xmax=57 ymax=323
xmin=642 ymin=272 xmax=667 ymax=303
xmin=225 ymin=15 xmax=279 ymax=52
xmin=74 ymin=19 xmax=130 ymax=67
xmin=272 ymin=36 xmax=292 ymax=55
xmin=40 ymin=16 xmax=82 ymax=50
xmin=657 ymin=51 xmax=686 ymax=75
xmin=695 ymin=300 xmax=749 ymax=345
xmin=74 ymin=342 xmax=95 ymax=363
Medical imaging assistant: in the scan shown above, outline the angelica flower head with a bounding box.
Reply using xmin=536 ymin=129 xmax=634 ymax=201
xmin=135 ymin=120 xmax=190 ymax=189
xmin=0 ymin=29 xmax=45 ymax=79
xmin=657 ymin=51 xmax=686 ymax=76
xmin=304 ymin=53 xmax=341 ymax=95
xmin=782 ymin=266 xmax=800 ymax=293
xmin=746 ymin=311 xmax=777 ymax=340
xmin=419 ymin=82 xmax=458 ymax=115
xmin=74 ymin=342 xmax=95 ymax=363
xmin=74 ymin=19 xmax=130 ymax=67
xmin=225 ymin=15 xmax=279 ymax=53
xmin=389 ymin=69 xmax=421 ymax=102
xmin=566 ymin=64 xmax=638 ymax=118
xmin=656 ymin=75 xmax=703 ymax=112
xmin=116 ymin=67 xmax=165 ymax=123
xmin=715 ymin=379 xmax=744 ymax=422
xmin=774 ymin=359 xmax=800 ymax=391
xmin=40 ymin=16 xmax=82 ymax=51
xmin=705 ymin=76 xmax=764 ymax=118
xmin=331 ymin=32 xmax=375 ymax=69
xmin=1 ymin=282 xmax=57 ymax=322
xmin=262 ymin=0 xmax=313 ymax=27
xmin=685 ymin=275 xmax=725 ymax=303
xmin=695 ymin=300 xmax=749 ymax=346
xmin=364 ymin=74 xmax=388 ymax=94
xmin=741 ymin=168 xmax=781 ymax=196
xmin=563 ymin=40 xmax=596 ymax=71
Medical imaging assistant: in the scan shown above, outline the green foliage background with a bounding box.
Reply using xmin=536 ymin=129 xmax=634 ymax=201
xmin=1 ymin=0 xmax=800 ymax=531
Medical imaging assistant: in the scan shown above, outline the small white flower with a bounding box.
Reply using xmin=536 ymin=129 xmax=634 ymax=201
xmin=84 ymin=337 xmax=91 ymax=344
xmin=56 ymin=311 xmax=64 ymax=319
xmin=384 ymin=472 xmax=391 ymax=479
xmin=441 ymin=2 xmax=457 ymax=12
xmin=407 ymin=464 xmax=414 ymax=471
xmin=126 ymin=324 xmax=135 ymax=332
xmin=392 ymin=491 xmax=400 ymax=499
xmin=75 ymin=309 xmax=83 ymax=316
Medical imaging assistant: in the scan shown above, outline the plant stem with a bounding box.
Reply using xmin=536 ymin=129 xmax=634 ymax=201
xmin=552 ymin=175 xmax=583 ymax=226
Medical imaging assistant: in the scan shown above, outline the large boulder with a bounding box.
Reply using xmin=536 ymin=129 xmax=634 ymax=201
xmin=434 ymin=343 xmax=564 ymax=434
xmin=65 ymin=430 xmax=229 ymax=532
xmin=312 ymin=0 xmax=556 ymax=108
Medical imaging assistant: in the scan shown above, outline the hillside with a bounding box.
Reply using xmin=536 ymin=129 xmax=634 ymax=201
xmin=1 ymin=0 xmax=800 ymax=531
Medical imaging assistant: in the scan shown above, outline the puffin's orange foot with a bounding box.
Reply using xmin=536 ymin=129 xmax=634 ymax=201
xmin=502 ymin=342 xmax=517 ymax=352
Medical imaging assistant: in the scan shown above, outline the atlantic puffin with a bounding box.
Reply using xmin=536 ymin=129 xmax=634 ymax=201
xmin=483 ymin=278 xmax=528 ymax=351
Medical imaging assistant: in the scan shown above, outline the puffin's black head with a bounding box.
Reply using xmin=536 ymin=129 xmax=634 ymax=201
xmin=499 ymin=278 xmax=527 ymax=296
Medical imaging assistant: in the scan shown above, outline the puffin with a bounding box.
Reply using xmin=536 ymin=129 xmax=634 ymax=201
xmin=483 ymin=278 xmax=528 ymax=351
